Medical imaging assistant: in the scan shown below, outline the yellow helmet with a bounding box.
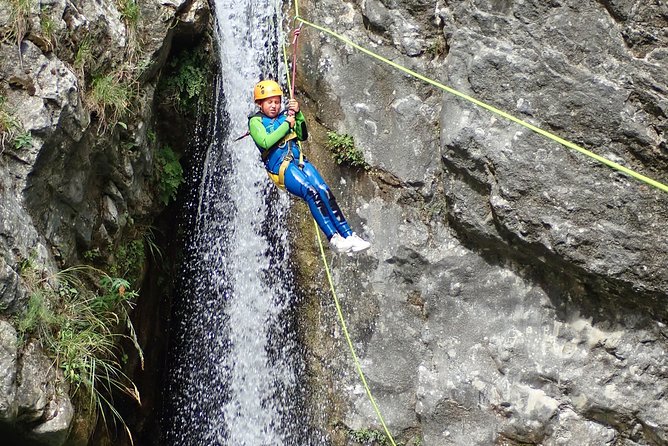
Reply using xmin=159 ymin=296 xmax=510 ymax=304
xmin=253 ymin=80 xmax=283 ymax=101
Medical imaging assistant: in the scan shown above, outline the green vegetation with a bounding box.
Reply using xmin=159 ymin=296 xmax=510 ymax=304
xmin=85 ymin=227 xmax=162 ymax=290
xmin=39 ymin=5 xmax=56 ymax=49
xmin=161 ymin=47 xmax=211 ymax=114
xmin=88 ymin=72 xmax=133 ymax=127
xmin=74 ymin=36 xmax=93 ymax=73
xmin=425 ymin=37 xmax=447 ymax=59
xmin=0 ymin=95 xmax=32 ymax=152
xmin=13 ymin=131 xmax=33 ymax=150
xmin=0 ymin=95 xmax=21 ymax=150
xmin=326 ymin=131 xmax=369 ymax=169
xmin=109 ymin=239 xmax=145 ymax=286
xmin=118 ymin=0 xmax=140 ymax=27
xmin=16 ymin=265 xmax=143 ymax=443
xmin=6 ymin=0 xmax=33 ymax=44
xmin=348 ymin=428 xmax=394 ymax=445
xmin=155 ymin=146 xmax=184 ymax=205
xmin=147 ymin=128 xmax=157 ymax=144
xmin=347 ymin=427 xmax=422 ymax=446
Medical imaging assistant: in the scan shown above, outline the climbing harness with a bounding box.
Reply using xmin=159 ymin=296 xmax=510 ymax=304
xmin=264 ymin=138 xmax=295 ymax=189
xmin=266 ymin=155 xmax=291 ymax=189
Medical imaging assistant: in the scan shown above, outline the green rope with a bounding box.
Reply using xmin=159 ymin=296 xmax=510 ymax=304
xmin=284 ymin=24 xmax=396 ymax=444
xmin=293 ymin=15 xmax=668 ymax=195
xmin=314 ymin=221 xmax=398 ymax=446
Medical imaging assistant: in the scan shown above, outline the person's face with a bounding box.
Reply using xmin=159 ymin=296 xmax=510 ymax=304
xmin=258 ymin=96 xmax=282 ymax=118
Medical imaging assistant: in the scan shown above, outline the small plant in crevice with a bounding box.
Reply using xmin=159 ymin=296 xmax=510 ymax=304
xmin=0 ymin=95 xmax=21 ymax=151
xmin=13 ymin=131 xmax=33 ymax=150
xmin=348 ymin=427 xmax=395 ymax=445
xmin=117 ymin=0 xmax=140 ymax=27
xmin=425 ymin=36 xmax=447 ymax=59
xmin=155 ymin=145 xmax=184 ymax=205
xmin=5 ymin=0 xmax=34 ymax=47
xmin=15 ymin=265 xmax=143 ymax=444
xmin=83 ymin=225 xmax=163 ymax=291
xmin=326 ymin=131 xmax=370 ymax=169
xmin=109 ymin=238 xmax=146 ymax=287
xmin=160 ymin=46 xmax=212 ymax=115
xmin=116 ymin=0 xmax=142 ymax=59
xmin=74 ymin=35 xmax=94 ymax=75
xmin=87 ymin=71 xmax=135 ymax=128
xmin=38 ymin=5 xmax=56 ymax=50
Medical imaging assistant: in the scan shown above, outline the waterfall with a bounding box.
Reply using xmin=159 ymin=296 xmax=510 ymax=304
xmin=163 ymin=0 xmax=324 ymax=444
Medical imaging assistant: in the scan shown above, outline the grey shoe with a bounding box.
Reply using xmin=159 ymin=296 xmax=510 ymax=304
xmin=346 ymin=233 xmax=371 ymax=253
xmin=330 ymin=233 xmax=354 ymax=253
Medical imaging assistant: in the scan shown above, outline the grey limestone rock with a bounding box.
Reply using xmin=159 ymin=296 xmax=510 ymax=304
xmin=15 ymin=342 xmax=56 ymax=423
xmin=0 ymin=0 xmax=212 ymax=443
xmin=0 ymin=320 xmax=17 ymax=421
xmin=300 ymin=0 xmax=668 ymax=444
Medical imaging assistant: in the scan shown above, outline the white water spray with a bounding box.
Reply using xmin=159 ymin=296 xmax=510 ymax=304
xmin=164 ymin=0 xmax=324 ymax=444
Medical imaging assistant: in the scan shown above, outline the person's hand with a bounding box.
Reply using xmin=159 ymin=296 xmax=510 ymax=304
xmin=286 ymin=115 xmax=296 ymax=128
xmin=288 ymin=99 xmax=300 ymax=114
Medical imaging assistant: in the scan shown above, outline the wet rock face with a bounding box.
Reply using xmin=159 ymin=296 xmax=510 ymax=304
xmin=440 ymin=0 xmax=668 ymax=309
xmin=0 ymin=322 xmax=72 ymax=446
xmin=0 ymin=0 xmax=209 ymax=444
xmin=299 ymin=0 xmax=668 ymax=444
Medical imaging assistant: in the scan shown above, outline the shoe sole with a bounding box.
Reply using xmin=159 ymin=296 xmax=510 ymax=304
xmin=331 ymin=245 xmax=354 ymax=254
xmin=346 ymin=244 xmax=370 ymax=255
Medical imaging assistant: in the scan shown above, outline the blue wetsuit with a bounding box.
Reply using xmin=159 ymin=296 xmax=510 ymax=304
xmin=248 ymin=110 xmax=353 ymax=240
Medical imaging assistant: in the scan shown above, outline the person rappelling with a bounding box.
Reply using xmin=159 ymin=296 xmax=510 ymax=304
xmin=248 ymin=79 xmax=371 ymax=254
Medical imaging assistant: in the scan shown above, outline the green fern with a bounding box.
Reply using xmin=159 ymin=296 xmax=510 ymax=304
xmin=155 ymin=146 xmax=184 ymax=205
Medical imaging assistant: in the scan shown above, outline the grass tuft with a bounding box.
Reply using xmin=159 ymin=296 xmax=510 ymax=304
xmin=38 ymin=5 xmax=57 ymax=50
xmin=74 ymin=36 xmax=94 ymax=74
xmin=16 ymin=265 xmax=143 ymax=444
xmin=0 ymin=95 xmax=23 ymax=151
xmin=6 ymin=0 xmax=34 ymax=46
xmin=88 ymin=72 xmax=134 ymax=128
xmin=118 ymin=0 xmax=140 ymax=27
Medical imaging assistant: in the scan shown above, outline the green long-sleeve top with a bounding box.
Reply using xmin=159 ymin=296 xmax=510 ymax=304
xmin=248 ymin=110 xmax=308 ymax=151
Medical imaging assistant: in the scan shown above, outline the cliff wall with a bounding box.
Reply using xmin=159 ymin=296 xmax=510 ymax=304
xmin=0 ymin=0 xmax=209 ymax=444
xmin=294 ymin=1 xmax=668 ymax=444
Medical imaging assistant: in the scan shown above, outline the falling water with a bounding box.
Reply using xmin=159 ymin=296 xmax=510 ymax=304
xmin=163 ymin=0 xmax=323 ymax=444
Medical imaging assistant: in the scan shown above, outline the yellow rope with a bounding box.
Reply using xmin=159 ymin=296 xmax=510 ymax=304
xmin=285 ymin=28 xmax=396 ymax=445
xmin=314 ymin=221 xmax=398 ymax=446
xmin=293 ymin=16 xmax=668 ymax=195
xmin=282 ymin=42 xmax=293 ymax=96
